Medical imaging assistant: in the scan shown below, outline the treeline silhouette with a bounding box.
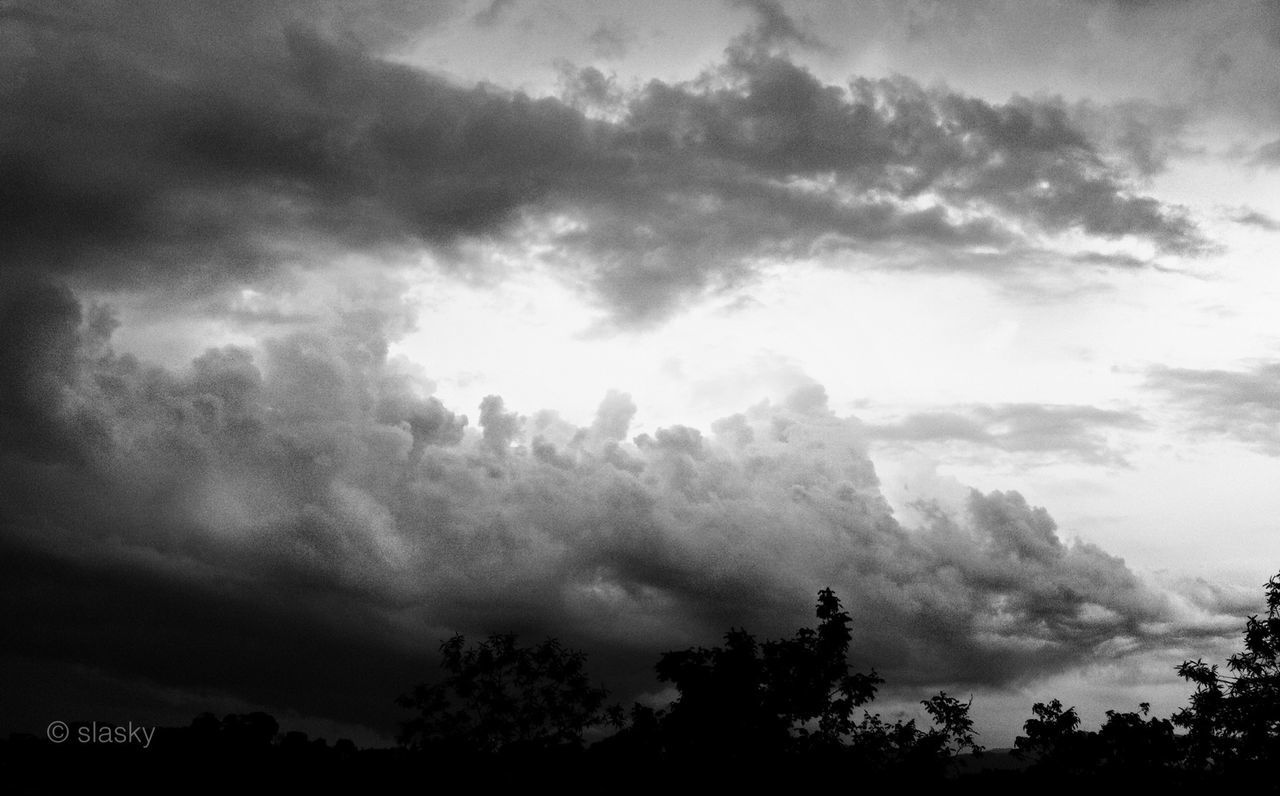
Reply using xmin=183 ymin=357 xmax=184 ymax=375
xmin=8 ymin=574 xmax=1280 ymax=790
xmin=395 ymin=587 xmax=983 ymax=785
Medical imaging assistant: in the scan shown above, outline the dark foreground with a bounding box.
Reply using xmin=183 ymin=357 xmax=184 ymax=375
xmin=8 ymin=572 xmax=1280 ymax=793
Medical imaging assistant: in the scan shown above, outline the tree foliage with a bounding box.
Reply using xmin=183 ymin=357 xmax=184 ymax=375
xmin=1014 ymin=698 xmax=1084 ymax=770
xmin=649 ymin=588 xmax=880 ymax=758
xmin=377 ymin=577 xmax=1280 ymax=781
xmin=1014 ymin=698 xmax=1176 ymax=778
xmin=406 ymin=589 xmax=985 ymax=775
xmin=644 ymin=587 xmax=981 ymax=769
xmin=397 ymin=633 xmax=613 ymax=755
xmin=1097 ymin=703 xmax=1177 ymax=772
xmin=1011 ymin=571 xmax=1280 ymax=781
xmin=1174 ymin=572 xmax=1280 ymax=771
xmin=921 ymin=691 xmax=983 ymax=758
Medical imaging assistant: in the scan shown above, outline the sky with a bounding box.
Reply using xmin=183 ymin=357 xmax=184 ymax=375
xmin=3 ymin=0 xmax=1280 ymax=748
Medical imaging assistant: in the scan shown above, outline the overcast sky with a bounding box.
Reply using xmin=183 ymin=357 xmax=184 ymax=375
xmin=3 ymin=0 xmax=1280 ymax=748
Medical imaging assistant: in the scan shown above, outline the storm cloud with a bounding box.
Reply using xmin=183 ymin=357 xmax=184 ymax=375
xmin=0 ymin=0 xmax=1203 ymax=325
xmin=0 ymin=280 xmax=1232 ymax=737
xmin=3 ymin=0 xmax=1268 ymax=748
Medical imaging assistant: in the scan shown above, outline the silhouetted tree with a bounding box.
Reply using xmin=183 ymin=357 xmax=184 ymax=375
xmin=1014 ymin=699 xmax=1182 ymax=783
xmin=397 ymin=633 xmax=613 ymax=756
xmin=766 ymin=588 xmax=886 ymax=750
xmin=653 ymin=588 xmax=882 ymax=761
xmin=219 ymin=712 xmax=279 ymax=750
xmin=1097 ymin=702 xmax=1177 ymax=773
xmin=654 ymin=626 xmax=791 ymax=758
xmin=921 ymin=691 xmax=984 ymax=758
xmin=1014 ymin=699 xmax=1091 ymax=774
xmin=1175 ymin=572 xmax=1280 ymax=773
xmin=590 ymin=702 xmax=666 ymax=760
xmin=837 ymin=691 xmax=983 ymax=778
xmin=638 ymin=587 xmax=988 ymax=776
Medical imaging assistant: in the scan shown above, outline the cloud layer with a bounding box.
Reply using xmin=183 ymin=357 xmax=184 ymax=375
xmin=0 ymin=1 xmax=1204 ymax=325
xmin=1147 ymin=363 xmax=1280 ymax=453
xmin=864 ymin=403 xmax=1147 ymax=466
xmin=0 ymin=280 xmax=1234 ymax=736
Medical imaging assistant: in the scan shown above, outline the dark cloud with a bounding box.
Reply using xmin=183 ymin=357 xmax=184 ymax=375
xmin=1094 ymin=0 xmax=1193 ymax=10
xmin=1161 ymin=575 xmax=1261 ymax=619
xmin=561 ymin=52 xmax=1203 ymax=320
xmin=1254 ymin=137 xmax=1280 ymax=167
xmin=865 ymin=403 xmax=1147 ymax=466
xmin=1070 ymin=251 xmax=1152 ymax=269
xmin=0 ymin=281 xmax=1231 ymax=737
xmin=473 ymin=0 xmax=517 ymax=28
xmin=1071 ymin=100 xmax=1193 ymax=177
xmin=591 ymin=389 xmax=637 ymax=442
xmin=730 ymin=0 xmax=829 ymax=51
xmin=0 ymin=277 xmax=100 ymax=464
xmin=586 ymin=19 xmax=636 ymax=60
xmin=0 ymin=1 xmax=1203 ymax=326
xmin=479 ymin=394 xmax=522 ymax=454
xmin=0 ymin=7 xmax=584 ymax=291
xmin=1268 ymin=3 xmax=1280 ymax=49
xmin=1228 ymin=208 xmax=1280 ymax=230
xmin=1147 ymin=362 xmax=1280 ymax=452
xmin=556 ymin=63 xmax=626 ymax=115
xmin=0 ymin=0 xmax=461 ymax=61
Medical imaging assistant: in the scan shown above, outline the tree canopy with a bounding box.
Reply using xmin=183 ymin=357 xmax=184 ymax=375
xmin=1174 ymin=572 xmax=1280 ymax=772
xmin=396 ymin=633 xmax=613 ymax=755
xmin=651 ymin=587 xmax=882 ymax=759
xmin=596 ymin=588 xmax=982 ymax=773
xmin=392 ymin=572 xmax=1280 ymax=784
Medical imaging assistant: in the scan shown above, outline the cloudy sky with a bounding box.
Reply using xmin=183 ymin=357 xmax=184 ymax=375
xmin=3 ymin=0 xmax=1280 ymax=747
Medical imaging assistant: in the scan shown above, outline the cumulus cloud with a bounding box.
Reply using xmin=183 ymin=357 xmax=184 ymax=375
xmin=1147 ymin=362 xmax=1280 ymax=452
xmin=479 ymin=394 xmax=522 ymax=454
xmin=865 ymin=403 xmax=1148 ymax=466
xmin=590 ymin=389 xmax=637 ymax=442
xmin=0 ymin=280 xmax=1234 ymax=737
xmin=0 ymin=0 xmax=1204 ymax=326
